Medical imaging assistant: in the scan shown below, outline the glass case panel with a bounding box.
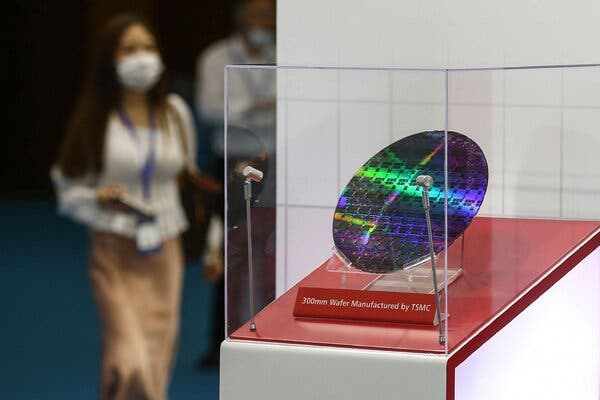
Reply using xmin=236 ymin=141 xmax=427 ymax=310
xmin=224 ymin=64 xmax=600 ymax=357
xmin=446 ymin=65 xmax=600 ymax=351
xmin=225 ymin=65 xmax=451 ymax=354
xmin=224 ymin=66 xmax=277 ymax=337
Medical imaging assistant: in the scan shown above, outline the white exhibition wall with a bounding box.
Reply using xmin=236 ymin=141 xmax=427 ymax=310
xmin=277 ymin=0 xmax=600 ymax=68
xmin=273 ymin=1 xmax=600 ymax=291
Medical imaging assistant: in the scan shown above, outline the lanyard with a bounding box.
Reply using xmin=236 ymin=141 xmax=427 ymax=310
xmin=117 ymin=107 xmax=157 ymax=201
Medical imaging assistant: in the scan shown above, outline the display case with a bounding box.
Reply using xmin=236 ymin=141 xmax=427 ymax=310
xmin=222 ymin=64 xmax=600 ymax=398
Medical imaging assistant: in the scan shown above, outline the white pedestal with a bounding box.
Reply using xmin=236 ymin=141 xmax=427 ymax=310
xmin=221 ymin=340 xmax=446 ymax=400
xmin=221 ymin=247 xmax=600 ymax=400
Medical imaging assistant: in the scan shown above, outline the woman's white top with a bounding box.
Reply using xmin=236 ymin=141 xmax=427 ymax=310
xmin=52 ymin=94 xmax=198 ymax=242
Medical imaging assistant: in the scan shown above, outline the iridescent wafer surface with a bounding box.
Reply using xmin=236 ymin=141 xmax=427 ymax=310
xmin=332 ymin=130 xmax=488 ymax=273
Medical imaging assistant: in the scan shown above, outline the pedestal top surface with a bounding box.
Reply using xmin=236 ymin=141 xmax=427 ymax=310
xmin=230 ymin=217 xmax=600 ymax=354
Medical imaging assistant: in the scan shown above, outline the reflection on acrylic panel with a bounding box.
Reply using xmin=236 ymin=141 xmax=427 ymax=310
xmin=332 ymin=131 xmax=488 ymax=273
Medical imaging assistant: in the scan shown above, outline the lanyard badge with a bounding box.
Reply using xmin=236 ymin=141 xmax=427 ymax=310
xmin=136 ymin=213 xmax=161 ymax=255
xmin=118 ymin=106 xmax=162 ymax=255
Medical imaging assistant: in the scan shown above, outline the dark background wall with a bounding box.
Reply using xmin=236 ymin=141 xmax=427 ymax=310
xmin=3 ymin=3 xmax=235 ymax=397
xmin=6 ymin=0 xmax=233 ymax=196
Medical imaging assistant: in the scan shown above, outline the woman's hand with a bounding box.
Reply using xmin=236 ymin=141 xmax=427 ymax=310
xmin=203 ymin=249 xmax=224 ymax=282
xmin=97 ymin=185 xmax=126 ymax=211
xmin=182 ymin=169 xmax=222 ymax=193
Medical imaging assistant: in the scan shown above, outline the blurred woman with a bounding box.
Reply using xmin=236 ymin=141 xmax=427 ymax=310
xmin=52 ymin=14 xmax=198 ymax=399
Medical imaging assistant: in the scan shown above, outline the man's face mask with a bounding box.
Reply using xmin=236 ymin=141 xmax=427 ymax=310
xmin=247 ymin=27 xmax=274 ymax=50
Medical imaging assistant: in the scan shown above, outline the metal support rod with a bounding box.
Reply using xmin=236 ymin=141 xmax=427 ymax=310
xmin=244 ymin=179 xmax=256 ymax=331
xmin=422 ymin=187 xmax=445 ymax=345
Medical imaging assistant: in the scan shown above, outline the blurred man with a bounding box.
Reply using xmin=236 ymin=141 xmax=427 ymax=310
xmin=195 ymin=0 xmax=276 ymax=367
xmin=197 ymin=0 xmax=275 ymax=127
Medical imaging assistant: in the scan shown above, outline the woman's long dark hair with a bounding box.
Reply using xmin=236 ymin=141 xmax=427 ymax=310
xmin=57 ymin=13 xmax=169 ymax=179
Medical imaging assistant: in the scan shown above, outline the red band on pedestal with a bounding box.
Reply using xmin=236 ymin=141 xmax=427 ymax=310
xmin=293 ymin=287 xmax=437 ymax=325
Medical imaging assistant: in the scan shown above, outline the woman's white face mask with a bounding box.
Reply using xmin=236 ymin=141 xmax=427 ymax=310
xmin=116 ymin=51 xmax=164 ymax=92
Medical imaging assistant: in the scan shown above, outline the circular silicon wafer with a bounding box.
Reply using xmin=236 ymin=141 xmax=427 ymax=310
xmin=332 ymin=130 xmax=488 ymax=273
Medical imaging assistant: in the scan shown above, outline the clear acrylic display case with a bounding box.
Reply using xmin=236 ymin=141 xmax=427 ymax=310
xmin=224 ymin=64 xmax=600 ymax=356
